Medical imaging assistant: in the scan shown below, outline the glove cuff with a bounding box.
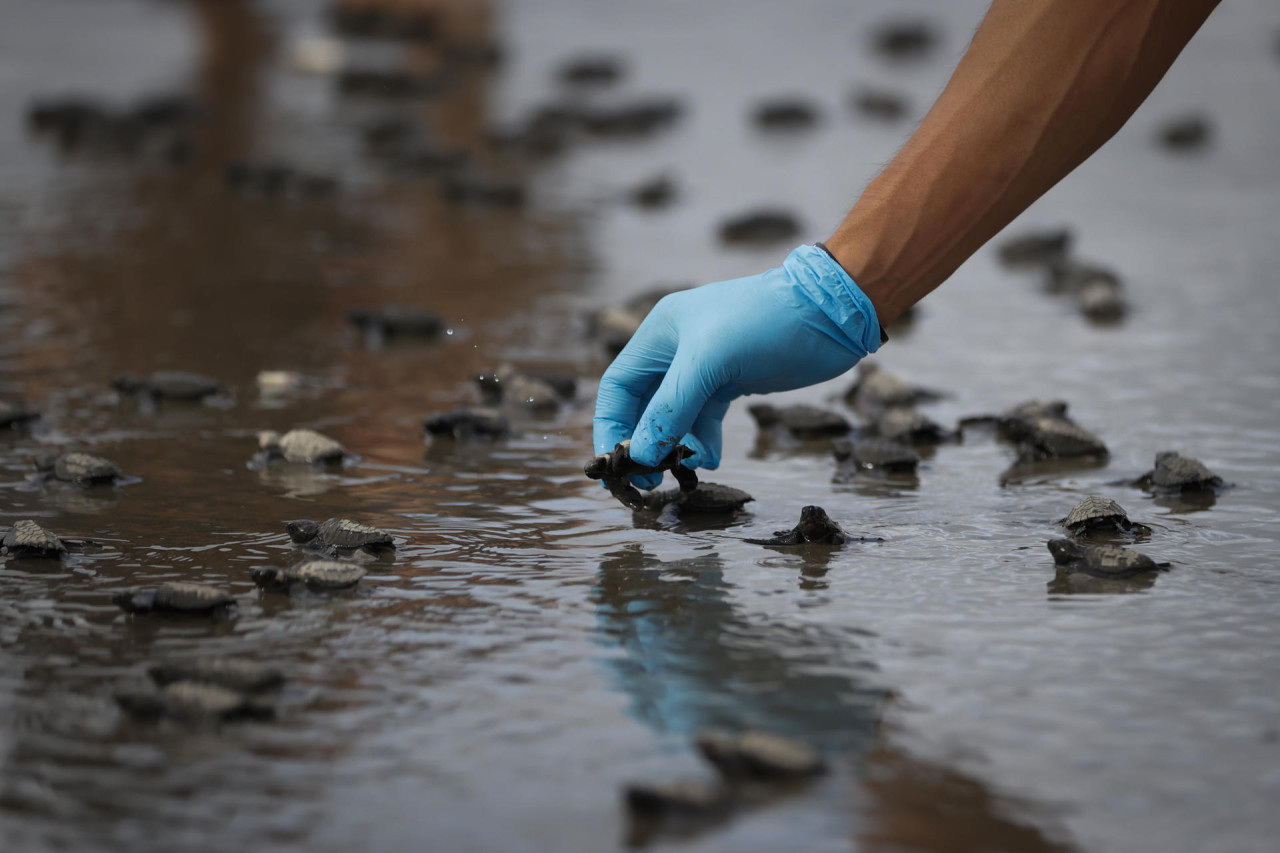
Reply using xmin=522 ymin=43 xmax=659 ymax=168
xmin=785 ymin=244 xmax=884 ymax=357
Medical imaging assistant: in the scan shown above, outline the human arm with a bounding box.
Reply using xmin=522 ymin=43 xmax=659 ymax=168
xmin=594 ymin=0 xmax=1221 ymax=476
xmin=828 ymin=0 xmax=1222 ymax=324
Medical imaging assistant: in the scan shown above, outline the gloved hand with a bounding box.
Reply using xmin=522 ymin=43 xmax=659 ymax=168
xmin=593 ymin=244 xmax=884 ymax=489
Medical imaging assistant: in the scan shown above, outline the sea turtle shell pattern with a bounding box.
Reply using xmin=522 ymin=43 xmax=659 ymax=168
xmin=1047 ymin=539 xmax=1168 ymax=578
xmin=2 ymin=519 xmax=67 ymax=557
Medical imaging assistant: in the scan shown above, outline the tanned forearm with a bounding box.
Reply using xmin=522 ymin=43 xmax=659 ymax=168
xmin=827 ymin=0 xmax=1221 ymax=325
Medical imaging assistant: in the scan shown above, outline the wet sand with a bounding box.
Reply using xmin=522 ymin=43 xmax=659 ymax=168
xmin=2 ymin=1 xmax=1280 ymax=851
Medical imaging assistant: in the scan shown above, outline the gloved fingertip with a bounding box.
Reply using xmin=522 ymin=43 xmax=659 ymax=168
xmin=631 ymin=417 xmax=684 ymax=468
xmin=627 ymin=433 xmax=663 ymax=468
xmin=592 ymin=418 xmax=631 ymax=457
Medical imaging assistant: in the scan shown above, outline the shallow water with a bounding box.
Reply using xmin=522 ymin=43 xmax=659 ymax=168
xmin=2 ymin=1 xmax=1279 ymax=851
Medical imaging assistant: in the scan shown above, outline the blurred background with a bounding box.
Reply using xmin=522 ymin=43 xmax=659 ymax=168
xmin=2 ymin=0 xmax=1279 ymax=851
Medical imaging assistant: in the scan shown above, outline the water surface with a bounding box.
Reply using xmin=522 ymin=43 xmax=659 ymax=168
xmin=2 ymin=1 xmax=1279 ymax=851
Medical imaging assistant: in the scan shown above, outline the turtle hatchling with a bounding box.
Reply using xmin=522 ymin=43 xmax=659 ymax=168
xmin=34 ymin=451 xmax=121 ymax=486
xmin=849 ymin=87 xmax=908 ymax=120
xmin=112 ymin=370 xmax=224 ymax=402
xmin=717 ymin=209 xmax=801 ymax=245
xmin=257 ymin=428 xmax=346 ymax=464
xmin=348 ymin=305 xmax=444 ymax=342
xmin=1132 ymin=451 xmax=1225 ymax=493
xmin=963 ymin=400 xmax=1107 ymax=462
xmin=624 ymin=779 xmax=731 ymax=822
xmin=148 ymin=657 xmax=285 ymax=694
xmin=2 ymin=519 xmax=68 ymax=558
xmin=474 ymin=365 xmax=576 ymax=412
xmin=423 ymin=407 xmax=511 ymax=442
xmin=585 ymin=440 xmax=697 ymax=511
xmin=746 ymin=505 xmax=878 ymax=546
xmin=588 ymin=284 xmax=688 ymax=356
xmin=748 ymin=403 xmax=850 ymax=440
xmin=1047 ymin=539 xmax=1169 ymax=579
xmin=252 ymin=559 xmax=367 ymax=592
xmin=113 ymin=582 xmax=236 ymax=615
xmin=832 ymin=437 xmax=919 ymax=474
xmin=843 ymin=362 xmax=942 ymax=412
xmin=1076 ymin=277 xmax=1126 ymax=322
xmin=1 ymin=400 xmax=40 ymax=430
xmin=1045 ymin=260 xmax=1119 ymax=296
xmin=641 ymin=482 xmax=754 ymax=515
xmin=996 ymin=228 xmax=1073 ymax=267
xmin=1008 ymin=415 xmax=1109 ymax=463
xmin=116 ymin=681 xmax=275 ymax=723
xmin=695 ymin=729 xmax=826 ymax=781
xmin=285 ymin=517 xmax=395 ymax=554
xmin=752 ymin=98 xmax=821 ymax=131
xmin=868 ymin=407 xmax=954 ymax=445
xmin=1061 ymin=496 xmax=1152 ymax=537
xmin=959 ymin=399 xmax=1068 ymax=433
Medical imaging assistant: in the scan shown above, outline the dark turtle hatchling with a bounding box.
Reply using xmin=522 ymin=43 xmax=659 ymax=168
xmin=423 ymin=407 xmax=511 ymax=441
xmin=1075 ymin=277 xmax=1126 ymax=322
xmin=1061 ymin=496 xmax=1152 ymax=536
xmin=843 ymin=362 xmax=942 ymax=412
xmin=1047 ymin=539 xmax=1169 ymax=579
xmin=252 ymin=559 xmax=367 ymax=592
xmin=34 ymin=451 xmax=121 ymax=486
xmin=1157 ymin=114 xmax=1211 ymax=151
xmin=871 ymin=19 xmax=937 ymax=60
xmin=1009 ymin=415 xmax=1109 ymax=463
xmin=2 ymin=519 xmax=68 ymax=558
xmin=642 ymin=482 xmax=754 ymax=515
xmin=578 ymin=98 xmax=683 ymax=138
xmin=832 ymin=437 xmax=919 ymax=474
xmin=752 ymin=98 xmax=821 ymax=131
xmin=867 ymin=407 xmax=954 ymax=445
xmin=347 ymin=305 xmax=444 ymax=342
xmin=1132 ymin=451 xmax=1225 ymax=493
xmin=558 ymin=55 xmax=624 ymax=86
xmin=746 ymin=505 xmax=875 ymax=546
xmin=624 ymin=779 xmax=732 ymax=822
xmin=1045 ymin=260 xmax=1119 ymax=296
xmin=748 ymin=403 xmax=850 ymax=440
xmin=627 ymin=173 xmax=676 ymax=209
xmin=963 ymin=400 xmax=1106 ymax=461
xmin=588 ymin=284 xmax=690 ymax=356
xmin=849 ymin=87 xmax=908 ymax=120
xmin=695 ymin=729 xmax=826 ymax=781
xmin=148 ymin=657 xmax=285 ymax=694
xmin=113 ymin=582 xmax=236 ymax=615
xmin=959 ymin=399 xmax=1071 ymax=434
xmin=257 ymin=428 xmax=346 ymax=464
xmin=1 ymin=400 xmax=40 ymax=430
xmin=585 ymin=440 xmax=697 ymax=511
xmin=474 ymin=365 xmax=576 ymax=412
xmin=996 ymin=227 xmax=1073 ymax=267
xmin=718 ymin=210 xmax=801 ymax=245
xmin=1003 ymin=399 xmax=1072 ymax=422
xmin=285 ymin=517 xmax=395 ymax=553
xmin=116 ymin=681 xmax=275 ymax=723
xmin=112 ymin=370 xmax=223 ymax=402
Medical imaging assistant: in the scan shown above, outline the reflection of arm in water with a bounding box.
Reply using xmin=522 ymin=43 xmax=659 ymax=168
xmin=592 ymin=551 xmax=882 ymax=750
xmin=593 ymin=0 xmax=1222 ymax=473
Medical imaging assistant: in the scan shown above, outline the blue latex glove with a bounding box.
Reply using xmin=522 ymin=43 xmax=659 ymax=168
xmin=593 ymin=244 xmax=884 ymax=489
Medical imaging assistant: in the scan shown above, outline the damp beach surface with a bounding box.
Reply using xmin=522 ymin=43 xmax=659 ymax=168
xmin=2 ymin=1 xmax=1280 ymax=852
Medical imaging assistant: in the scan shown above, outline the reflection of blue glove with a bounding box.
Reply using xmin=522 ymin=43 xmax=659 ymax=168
xmin=593 ymin=244 xmax=884 ymax=488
